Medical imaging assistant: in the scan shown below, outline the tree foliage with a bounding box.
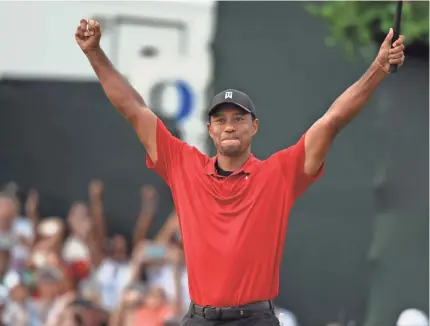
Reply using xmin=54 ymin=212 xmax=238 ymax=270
xmin=306 ymin=1 xmax=429 ymax=58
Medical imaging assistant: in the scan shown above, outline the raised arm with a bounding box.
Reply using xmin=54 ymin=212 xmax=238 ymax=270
xmin=75 ymin=19 xmax=158 ymax=162
xmin=88 ymin=179 xmax=106 ymax=251
xmin=132 ymin=185 xmax=158 ymax=246
xmin=304 ymin=28 xmax=405 ymax=177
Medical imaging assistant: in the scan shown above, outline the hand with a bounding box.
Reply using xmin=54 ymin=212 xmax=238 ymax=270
xmin=25 ymin=189 xmax=39 ymax=217
xmin=89 ymin=179 xmax=103 ymax=198
xmin=376 ymin=28 xmax=405 ymax=73
xmin=166 ymin=246 xmax=184 ymax=265
xmin=75 ymin=19 xmax=101 ymax=54
xmin=166 ymin=210 xmax=179 ymax=229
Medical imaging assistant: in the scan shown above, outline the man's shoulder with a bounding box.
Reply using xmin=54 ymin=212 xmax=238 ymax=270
xmin=178 ymin=143 xmax=211 ymax=167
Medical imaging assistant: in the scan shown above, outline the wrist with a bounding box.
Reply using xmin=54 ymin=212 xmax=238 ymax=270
xmin=83 ymin=46 xmax=101 ymax=56
xmin=372 ymin=59 xmax=390 ymax=77
xmin=374 ymin=58 xmax=389 ymax=75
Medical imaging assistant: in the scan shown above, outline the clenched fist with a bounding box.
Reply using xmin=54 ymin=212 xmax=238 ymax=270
xmin=75 ymin=19 xmax=101 ymax=53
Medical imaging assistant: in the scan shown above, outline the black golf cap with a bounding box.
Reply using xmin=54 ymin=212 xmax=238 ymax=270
xmin=208 ymin=89 xmax=257 ymax=118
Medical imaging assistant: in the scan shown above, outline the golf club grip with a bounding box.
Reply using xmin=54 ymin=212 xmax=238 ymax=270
xmin=390 ymin=1 xmax=403 ymax=73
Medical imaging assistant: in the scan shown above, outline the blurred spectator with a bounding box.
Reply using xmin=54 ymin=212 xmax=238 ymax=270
xmin=12 ymin=188 xmax=37 ymax=272
xmin=108 ymin=281 xmax=148 ymax=326
xmin=62 ymin=202 xmax=93 ymax=279
xmin=397 ymin=308 xmax=429 ymax=326
xmin=95 ymin=232 xmax=132 ymax=312
xmin=2 ymin=271 xmax=41 ymax=326
xmin=133 ymin=286 xmax=175 ymax=326
xmin=33 ymin=266 xmax=66 ymax=323
xmin=275 ymin=306 xmax=299 ymax=326
xmin=88 ymin=180 xmax=134 ymax=312
xmin=0 ymin=232 xmax=15 ymax=306
xmin=146 ymin=210 xmax=190 ymax=313
xmin=32 ymin=217 xmax=65 ymax=267
xmin=0 ymin=190 xmax=33 ymax=272
xmin=109 ymin=240 xmax=183 ymax=326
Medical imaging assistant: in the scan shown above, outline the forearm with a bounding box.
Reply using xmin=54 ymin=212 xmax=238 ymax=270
xmin=133 ymin=205 xmax=156 ymax=246
xmin=85 ymin=48 xmax=145 ymax=119
xmin=326 ymin=61 xmax=387 ymax=130
xmin=90 ymin=195 xmax=106 ymax=249
xmin=84 ymin=234 xmax=104 ymax=268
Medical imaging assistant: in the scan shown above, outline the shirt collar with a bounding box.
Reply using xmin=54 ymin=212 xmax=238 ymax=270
xmin=204 ymin=154 xmax=258 ymax=176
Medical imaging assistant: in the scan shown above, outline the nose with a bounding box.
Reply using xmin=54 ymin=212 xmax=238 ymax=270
xmin=224 ymin=123 xmax=235 ymax=133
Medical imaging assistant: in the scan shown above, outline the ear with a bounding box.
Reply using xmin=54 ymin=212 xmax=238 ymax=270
xmin=207 ymin=122 xmax=214 ymax=140
xmin=251 ymin=118 xmax=259 ymax=136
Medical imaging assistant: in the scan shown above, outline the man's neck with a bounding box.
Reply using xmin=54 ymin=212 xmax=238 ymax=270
xmin=216 ymin=152 xmax=251 ymax=172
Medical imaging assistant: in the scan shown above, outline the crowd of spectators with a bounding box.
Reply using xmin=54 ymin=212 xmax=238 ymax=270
xmin=0 ymin=180 xmax=188 ymax=326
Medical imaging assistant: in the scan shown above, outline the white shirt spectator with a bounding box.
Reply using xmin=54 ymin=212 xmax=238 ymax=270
xmin=62 ymin=235 xmax=90 ymax=263
xmin=146 ymin=264 xmax=190 ymax=312
xmin=11 ymin=217 xmax=34 ymax=270
xmin=2 ymin=300 xmax=42 ymax=326
xmin=94 ymin=258 xmax=132 ymax=311
xmin=2 ymin=270 xmax=42 ymax=326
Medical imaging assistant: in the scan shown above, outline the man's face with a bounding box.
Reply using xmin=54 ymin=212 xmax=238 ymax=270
xmin=0 ymin=197 xmax=17 ymax=232
xmin=9 ymin=284 xmax=29 ymax=303
xmin=38 ymin=280 xmax=60 ymax=300
xmin=208 ymin=105 xmax=258 ymax=157
xmin=67 ymin=203 xmax=91 ymax=238
xmin=144 ymin=287 xmax=166 ymax=309
xmin=111 ymin=234 xmax=128 ymax=261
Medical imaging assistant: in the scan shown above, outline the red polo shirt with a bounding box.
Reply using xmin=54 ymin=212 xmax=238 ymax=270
xmin=146 ymin=118 xmax=323 ymax=307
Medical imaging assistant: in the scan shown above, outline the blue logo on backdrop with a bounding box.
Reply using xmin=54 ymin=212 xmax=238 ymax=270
xmin=149 ymin=80 xmax=194 ymax=122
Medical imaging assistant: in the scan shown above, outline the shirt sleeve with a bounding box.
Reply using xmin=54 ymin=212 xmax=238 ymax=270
xmin=146 ymin=118 xmax=186 ymax=186
xmin=268 ymin=133 xmax=324 ymax=200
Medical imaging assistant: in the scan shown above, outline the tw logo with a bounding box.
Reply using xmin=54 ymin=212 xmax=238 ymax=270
xmin=225 ymin=91 xmax=233 ymax=99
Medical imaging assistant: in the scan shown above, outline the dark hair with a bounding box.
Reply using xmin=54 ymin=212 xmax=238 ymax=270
xmin=67 ymin=299 xmax=108 ymax=326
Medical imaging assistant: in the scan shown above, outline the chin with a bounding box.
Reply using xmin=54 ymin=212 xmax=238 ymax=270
xmin=219 ymin=145 xmax=243 ymax=157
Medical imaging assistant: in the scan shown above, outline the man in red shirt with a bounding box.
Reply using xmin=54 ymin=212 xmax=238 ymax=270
xmin=75 ymin=19 xmax=405 ymax=325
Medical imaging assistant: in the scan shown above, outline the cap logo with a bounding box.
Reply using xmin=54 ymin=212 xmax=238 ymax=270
xmin=225 ymin=91 xmax=233 ymax=99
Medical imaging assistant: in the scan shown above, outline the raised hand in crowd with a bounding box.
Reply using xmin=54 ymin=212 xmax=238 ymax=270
xmin=24 ymin=189 xmax=39 ymax=223
xmin=133 ymin=185 xmax=159 ymax=245
xmin=22 ymin=189 xmax=39 ymax=248
xmin=88 ymin=179 xmax=106 ymax=252
xmin=89 ymin=179 xmax=104 ymax=199
xmin=154 ymin=209 xmax=179 ymax=245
